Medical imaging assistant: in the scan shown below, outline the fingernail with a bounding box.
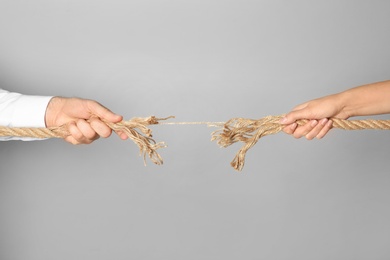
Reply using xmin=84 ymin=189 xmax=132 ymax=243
xmin=310 ymin=120 xmax=318 ymax=127
xmin=280 ymin=117 xmax=288 ymax=124
xmin=320 ymin=118 xmax=328 ymax=126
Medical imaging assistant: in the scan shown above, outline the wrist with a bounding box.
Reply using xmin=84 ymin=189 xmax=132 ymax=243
xmin=335 ymin=91 xmax=354 ymax=118
xmin=45 ymin=96 xmax=63 ymax=127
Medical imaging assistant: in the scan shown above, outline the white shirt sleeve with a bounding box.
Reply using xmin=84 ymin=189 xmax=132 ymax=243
xmin=0 ymin=89 xmax=53 ymax=141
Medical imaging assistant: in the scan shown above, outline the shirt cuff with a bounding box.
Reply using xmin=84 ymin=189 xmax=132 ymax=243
xmin=11 ymin=95 xmax=53 ymax=127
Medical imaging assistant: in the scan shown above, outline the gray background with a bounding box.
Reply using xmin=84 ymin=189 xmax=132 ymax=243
xmin=1 ymin=1 xmax=390 ymax=259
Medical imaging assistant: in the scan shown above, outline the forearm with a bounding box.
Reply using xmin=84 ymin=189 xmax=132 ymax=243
xmin=339 ymin=80 xmax=390 ymax=117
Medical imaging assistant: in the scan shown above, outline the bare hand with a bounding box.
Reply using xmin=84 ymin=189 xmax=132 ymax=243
xmin=280 ymin=93 xmax=349 ymax=139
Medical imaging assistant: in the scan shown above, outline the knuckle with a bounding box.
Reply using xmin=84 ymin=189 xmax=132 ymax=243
xmin=78 ymin=121 xmax=96 ymax=139
xmin=86 ymin=131 xmax=97 ymax=140
xmin=84 ymin=139 xmax=93 ymax=144
xmin=69 ymin=127 xmax=83 ymax=140
xmin=101 ymin=129 xmax=112 ymax=138
xmin=73 ymin=131 xmax=84 ymax=140
xmin=91 ymin=120 xmax=111 ymax=138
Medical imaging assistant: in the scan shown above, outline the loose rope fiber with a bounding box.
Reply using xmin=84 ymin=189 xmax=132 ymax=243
xmin=2 ymin=114 xmax=390 ymax=171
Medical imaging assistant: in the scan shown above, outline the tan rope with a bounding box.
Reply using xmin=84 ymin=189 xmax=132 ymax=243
xmin=0 ymin=116 xmax=174 ymax=166
xmin=2 ymin=115 xmax=390 ymax=171
xmin=211 ymin=115 xmax=390 ymax=171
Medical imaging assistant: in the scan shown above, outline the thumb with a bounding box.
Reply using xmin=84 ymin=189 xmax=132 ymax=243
xmin=280 ymin=108 xmax=312 ymax=125
xmin=87 ymin=100 xmax=123 ymax=123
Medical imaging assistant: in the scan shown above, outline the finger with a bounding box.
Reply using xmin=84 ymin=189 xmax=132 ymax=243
xmin=87 ymin=100 xmax=123 ymax=123
xmin=282 ymin=123 xmax=297 ymax=135
xmin=305 ymin=118 xmax=329 ymax=140
xmin=64 ymin=135 xmax=80 ymax=145
xmin=316 ymin=120 xmax=333 ymax=139
xmin=116 ymin=130 xmax=129 ymax=140
xmin=76 ymin=119 xmax=99 ymax=141
xmin=89 ymin=118 xmax=113 ymax=138
xmin=67 ymin=121 xmax=85 ymax=144
xmin=281 ymin=108 xmax=311 ymax=125
xmin=293 ymin=120 xmax=318 ymax=139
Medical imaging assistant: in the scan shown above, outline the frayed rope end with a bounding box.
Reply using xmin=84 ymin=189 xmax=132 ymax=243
xmin=107 ymin=116 xmax=174 ymax=166
xmin=212 ymin=115 xmax=285 ymax=171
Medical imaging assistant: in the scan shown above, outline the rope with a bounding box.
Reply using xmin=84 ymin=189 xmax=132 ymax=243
xmin=2 ymin=115 xmax=390 ymax=171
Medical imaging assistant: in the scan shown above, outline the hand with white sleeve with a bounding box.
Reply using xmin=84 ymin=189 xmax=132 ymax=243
xmin=0 ymin=89 xmax=128 ymax=144
xmin=44 ymin=97 xmax=128 ymax=144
